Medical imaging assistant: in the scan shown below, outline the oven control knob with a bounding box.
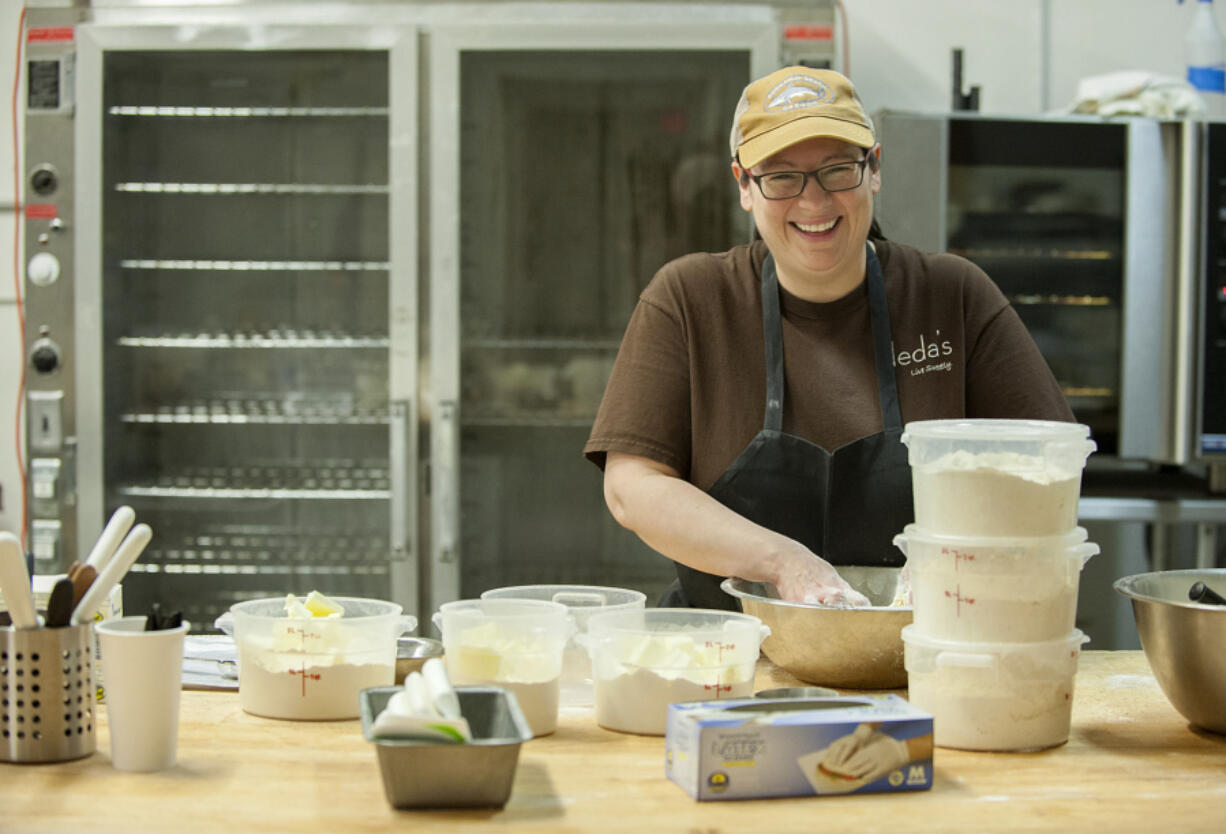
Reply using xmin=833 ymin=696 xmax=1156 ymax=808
xmin=27 ymin=252 xmax=61 ymax=286
xmin=30 ymin=339 xmax=61 ymax=375
xmin=30 ymin=165 xmax=58 ymax=196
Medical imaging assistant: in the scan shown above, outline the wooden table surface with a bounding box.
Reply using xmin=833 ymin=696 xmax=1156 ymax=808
xmin=2 ymin=650 xmax=1224 ymax=833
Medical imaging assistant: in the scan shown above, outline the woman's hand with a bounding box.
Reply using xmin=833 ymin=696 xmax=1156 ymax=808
xmin=770 ymin=543 xmax=870 ymax=607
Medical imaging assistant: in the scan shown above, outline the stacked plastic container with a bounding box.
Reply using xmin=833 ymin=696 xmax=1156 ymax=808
xmin=895 ymin=420 xmax=1098 ymax=751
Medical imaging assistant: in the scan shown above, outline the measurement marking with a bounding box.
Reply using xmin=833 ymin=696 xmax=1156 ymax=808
xmin=944 ymin=585 xmax=975 ymax=616
xmin=289 ymin=664 xmax=323 ymax=697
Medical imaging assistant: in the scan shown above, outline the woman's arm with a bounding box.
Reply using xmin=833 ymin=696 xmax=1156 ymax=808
xmin=603 ymin=452 xmax=866 ymax=605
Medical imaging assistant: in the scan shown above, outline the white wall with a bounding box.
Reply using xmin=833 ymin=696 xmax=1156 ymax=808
xmin=0 ymin=0 xmax=22 ymax=539
xmin=0 ymin=0 xmax=1212 ymax=542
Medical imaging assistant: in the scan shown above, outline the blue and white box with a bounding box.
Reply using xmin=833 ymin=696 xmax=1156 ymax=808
xmin=665 ymin=695 xmax=934 ymax=801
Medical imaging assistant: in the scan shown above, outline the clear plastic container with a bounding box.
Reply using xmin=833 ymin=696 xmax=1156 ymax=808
xmin=901 ymin=419 xmax=1095 ymax=536
xmin=902 ymin=625 xmax=1089 ymax=751
xmin=432 ymin=598 xmax=571 ymax=737
xmin=894 ymin=525 xmax=1099 ymax=641
xmin=215 ymin=597 xmax=416 ymax=720
xmin=480 ymin=584 xmax=646 ymax=708
xmin=584 ymin=608 xmax=768 ymax=736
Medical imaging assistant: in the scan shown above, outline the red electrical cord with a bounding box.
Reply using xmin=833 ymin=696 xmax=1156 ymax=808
xmin=11 ymin=6 xmax=26 ymax=549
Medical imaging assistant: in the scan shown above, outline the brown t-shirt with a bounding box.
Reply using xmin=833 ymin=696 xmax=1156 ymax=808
xmin=584 ymin=239 xmax=1074 ymax=490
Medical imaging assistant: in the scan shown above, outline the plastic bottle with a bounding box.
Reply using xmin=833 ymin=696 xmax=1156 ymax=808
xmin=1183 ymin=0 xmax=1226 ymax=119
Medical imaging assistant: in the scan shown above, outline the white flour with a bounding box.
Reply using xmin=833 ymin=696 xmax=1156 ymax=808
xmin=493 ymin=678 xmax=560 ymax=737
xmin=595 ymin=666 xmax=754 ymax=736
xmin=909 ymin=560 xmax=1081 ymax=641
xmin=909 ymin=678 xmax=1076 ymax=751
xmin=238 ymin=658 xmax=392 ymax=720
xmin=912 ymin=450 xmax=1081 ymax=536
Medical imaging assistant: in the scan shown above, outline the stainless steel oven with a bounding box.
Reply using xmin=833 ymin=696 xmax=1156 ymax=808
xmin=21 ymin=1 xmax=829 ymax=626
xmin=875 ymin=111 xmax=1225 ymax=472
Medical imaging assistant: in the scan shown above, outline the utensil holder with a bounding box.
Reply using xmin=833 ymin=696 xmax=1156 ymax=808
xmin=1 ymin=623 xmax=96 ymax=763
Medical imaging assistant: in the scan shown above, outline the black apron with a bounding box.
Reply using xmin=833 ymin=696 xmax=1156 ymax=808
xmin=661 ymin=245 xmax=913 ymax=610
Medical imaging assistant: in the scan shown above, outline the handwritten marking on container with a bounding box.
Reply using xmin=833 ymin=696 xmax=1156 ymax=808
xmin=289 ymin=664 xmax=323 ymax=697
xmin=944 ymin=585 xmax=975 ymax=615
xmin=941 ymin=546 xmax=977 ymax=570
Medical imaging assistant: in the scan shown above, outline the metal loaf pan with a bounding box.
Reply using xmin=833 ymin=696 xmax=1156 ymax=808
xmin=360 ymin=685 xmax=533 ymax=809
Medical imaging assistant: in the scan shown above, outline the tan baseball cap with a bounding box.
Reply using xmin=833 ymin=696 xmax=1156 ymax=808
xmin=730 ymin=66 xmax=875 ymax=169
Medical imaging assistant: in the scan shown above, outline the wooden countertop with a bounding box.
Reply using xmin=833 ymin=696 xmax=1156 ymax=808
xmin=3 ymin=651 xmax=1224 ymax=833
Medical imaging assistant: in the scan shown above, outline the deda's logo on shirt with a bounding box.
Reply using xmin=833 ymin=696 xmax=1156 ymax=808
xmin=893 ymin=330 xmax=954 ymax=376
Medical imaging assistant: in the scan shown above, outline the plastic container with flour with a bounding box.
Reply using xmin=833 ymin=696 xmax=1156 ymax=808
xmin=902 ymin=626 xmax=1089 ymax=751
xmin=901 ymin=419 xmax=1095 ymax=537
xmin=584 ymin=608 xmax=769 ymax=736
xmin=480 ymin=584 xmax=646 ymax=708
xmin=216 ymin=597 xmax=415 ymax=720
xmin=893 ymin=525 xmax=1099 ymax=642
xmin=433 ymin=598 xmax=571 ymax=737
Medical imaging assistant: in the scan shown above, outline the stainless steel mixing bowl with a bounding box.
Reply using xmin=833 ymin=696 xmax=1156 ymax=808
xmin=722 ymin=567 xmax=912 ymax=689
xmin=1115 ymin=568 xmax=1226 ymax=734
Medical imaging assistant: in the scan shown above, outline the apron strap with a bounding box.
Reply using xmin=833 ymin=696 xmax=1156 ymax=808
xmin=760 ymin=255 xmax=785 ymax=433
xmin=759 ymin=245 xmax=902 ymax=433
xmin=864 ymin=244 xmax=903 ymax=432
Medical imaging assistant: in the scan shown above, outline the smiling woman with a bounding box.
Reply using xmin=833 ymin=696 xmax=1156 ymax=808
xmin=583 ymin=66 xmax=1074 ymax=612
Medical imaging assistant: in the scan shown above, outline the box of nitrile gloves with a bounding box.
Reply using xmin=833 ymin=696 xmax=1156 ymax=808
xmin=664 ymin=695 xmax=933 ymax=801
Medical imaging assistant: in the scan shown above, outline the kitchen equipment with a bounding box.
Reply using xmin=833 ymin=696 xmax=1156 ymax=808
xmin=0 ymin=622 xmax=96 ymax=763
xmin=1114 ymin=568 xmax=1226 ymax=733
xmin=84 ymin=506 xmax=136 ymax=571
xmin=215 ymin=596 xmax=415 ymax=720
xmin=44 ymin=576 xmax=76 ymax=627
xmin=902 ymin=625 xmax=1089 ymax=751
xmin=20 ymin=0 xmax=802 ymax=626
xmin=1189 ymin=581 xmax=1226 ymax=605
xmin=893 ymin=525 xmax=1099 ymax=641
xmin=480 ymin=584 xmax=646 ymax=707
xmin=395 ymin=636 xmax=444 ymax=684
xmin=584 ymin=608 xmax=768 ymax=736
xmin=433 ymin=598 xmax=570 ymax=737
xmin=361 ymin=685 xmax=533 ymax=809
xmin=0 ymin=533 xmax=39 ymax=629
xmin=877 ymin=112 xmax=1226 ymax=472
xmin=721 ymin=572 xmax=912 ymax=689
xmin=70 ymin=523 xmax=152 ymax=625
xmin=901 ymin=419 xmax=1096 ymax=537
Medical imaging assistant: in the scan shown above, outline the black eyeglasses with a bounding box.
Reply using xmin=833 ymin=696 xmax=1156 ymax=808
xmin=750 ymin=157 xmax=871 ymax=200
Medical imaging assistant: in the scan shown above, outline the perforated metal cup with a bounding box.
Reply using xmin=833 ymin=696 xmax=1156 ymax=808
xmin=1 ymin=623 xmax=97 ymax=763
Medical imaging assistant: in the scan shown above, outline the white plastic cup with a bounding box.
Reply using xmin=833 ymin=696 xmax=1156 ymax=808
xmin=902 ymin=625 xmax=1088 ymax=752
xmin=480 ymin=584 xmax=646 ymax=708
xmin=95 ymin=616 xmax=191 ymax=772
xmin=432 ymin=599 xmax=571 ymax=737
xmin=900 ymin=419 xmax=1095 ymax=536
xmin=893 ymin=525 xmax=1100 ymax=641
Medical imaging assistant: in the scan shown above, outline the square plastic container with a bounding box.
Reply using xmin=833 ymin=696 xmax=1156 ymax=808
xmin=584 ymin=608 xmax=768 ymax=736
xmin=901 ymin=419 xmax=1095 ymax=536
xmin=480 ymin=584 xmax=646 ymax=708
xmin=360 ymin=685 xmax=533 ymax=809
xmin=893 ymin=525 xmax=1099 ymax=641
xmin=433 ymin=598 xmax=571 ymax=737
xmin=902 ymin=625 xmax=1088 ymax=751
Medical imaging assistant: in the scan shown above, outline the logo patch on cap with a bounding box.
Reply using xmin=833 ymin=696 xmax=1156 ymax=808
xmin=764 ymin=75 xmax=832 ymax=112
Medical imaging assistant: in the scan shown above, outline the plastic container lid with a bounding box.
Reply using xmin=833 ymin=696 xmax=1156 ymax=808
xmin=480 ymin=585 xmax=646 ymax=631
xmin=901 ymin=624 xmax=1089 ymax=679
xmin=901 ymin=419 xmax=1096 ymax=472
xmin=584 ymin=608 xmax=767 ymax=670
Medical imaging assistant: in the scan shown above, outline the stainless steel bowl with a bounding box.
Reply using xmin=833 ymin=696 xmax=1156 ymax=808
xmin=722 ymin=568 xmax=912 ymax=689
xmin=394 ymin=636 xmax=444 ymax=684
xmin=1114 ymin=568 xmax=1226 ymax=734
